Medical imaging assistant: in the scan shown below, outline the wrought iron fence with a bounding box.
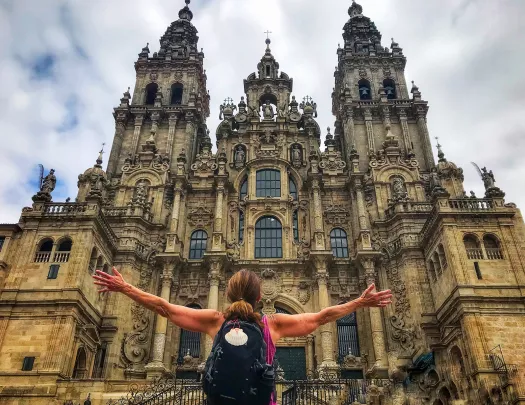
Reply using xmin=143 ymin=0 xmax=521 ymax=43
xmin=107 ymin=373 xmax=389 ymax=405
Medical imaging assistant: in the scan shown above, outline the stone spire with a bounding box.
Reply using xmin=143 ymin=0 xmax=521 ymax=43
xmin=257 ymin=36 xmax=280 ymax=80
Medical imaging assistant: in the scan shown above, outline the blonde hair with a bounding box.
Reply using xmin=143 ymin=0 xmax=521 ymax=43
xmin=223 ymin=270 xmax=263 ymax=328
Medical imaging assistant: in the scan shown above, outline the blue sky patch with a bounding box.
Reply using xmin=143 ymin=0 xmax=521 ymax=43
xmin=30 ymin=53 xmax=57 ymax=80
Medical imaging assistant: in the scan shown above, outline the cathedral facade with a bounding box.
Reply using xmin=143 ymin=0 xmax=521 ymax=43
xmin=1 ymin=1 xmax=524 ymax=404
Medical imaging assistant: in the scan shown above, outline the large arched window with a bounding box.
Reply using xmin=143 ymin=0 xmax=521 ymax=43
xmin=189 ymin=230 xmax=208 ymax=260
xmin=358 ymin=79 xmax=372 ymax=100
xmin=464 ymin=234 xmax=483 ymax=260
xmin=337 ymin=312 xmax=360 ymax=362
xmin=256 ymin=169 xmax=281 ymax=198
xmin=171 ymin=83 xmax=184 ymax=105
xmin=239 ymin=178 xmax=248 ymax=201
xmin=178 ymin=304 xmax=202 ymax=364
xmin=54 ymin=237 xmax=72 ymax=263
xmin=289 ymin=177 xmax=297 ymax=200
xmin=330 ymin=228 xmax=349 ymax=258
xmin=145 ymin=83 xmax=158 ymax=105
xmin=255 ymin=216 xmax=282 ymax=258
xmin=483 ymin=235 xmax=503 ymax=260
xmin=383 ymin=79 xmax=397 ymax=99
xmin=35 ymin=238 xmax=54 ymax=263
xmin=72 ymin=347 xmax=88 ymax=379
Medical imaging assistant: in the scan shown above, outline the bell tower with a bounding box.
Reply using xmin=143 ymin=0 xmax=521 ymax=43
xmin=106 ymin=0 xmax=210 ymax=180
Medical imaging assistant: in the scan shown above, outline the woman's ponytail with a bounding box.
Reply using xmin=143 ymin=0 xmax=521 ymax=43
xmin=223 ymin=270 xmax=263 ymax=328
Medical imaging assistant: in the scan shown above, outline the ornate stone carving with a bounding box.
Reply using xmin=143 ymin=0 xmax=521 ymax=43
xmin=323 ymin=204 xmax=350 ymax=225
xmin=187 ymin=204 xmax=214 ymax=227
xmin=260 ymin=269 xmax=281 ymax=315
xmin=297 ymin=281 xmax=311 ymax=304
xmin=122 ymin=153 xmax=170 ymax=173
xmin=120 ymin=268 xmax=153 ymax=370
xmin=390 ymin=176 xmax=409 ymax=203
xmin=233 ymin=145 xmax=246 ymax=169
xmin=291 ymin=143 xmax=303 ymax=168
xmin=191 ymin=149 xmax=217 ymax=174
xmin=319 ymin=128 xmax=346 ymax=175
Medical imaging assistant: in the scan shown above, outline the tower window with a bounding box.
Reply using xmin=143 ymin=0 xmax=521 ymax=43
xmin=256 ymin=169 xmax=281 ymax=198
xmin=47 ymin=264 xmax=60 ymax=280
xmin=240 ymin=178 xmax=248 ymax=201
xmin=145 ymin=83 xmax=158 ymax=105
xmin=54 ymin=237 xmax=72 ymax=263
xmin=34 ymin=238 xmax=54 ymax=263
xmin=330 ymin=228 xmax=349 ymax=258
xmin=22 ymin=357 xmax=35 ymax=371
xmin=483 ymin=235 xmax=503 ymax=260
xmin=171 ymin=83 xmax=184 ymax=105
xmin=337 ymin=312 xmax=360 ymax=362
xmin=358 ymin=79 xmax=372 ymax=100
xmin=383 ymin=79 xmax=396 ymax=99
xmin=0 ymin=236 xmax=5 ymax=252
xmin=266 ymin=65 xmax=271 ymax=77
xmin=189 ymin=230 xmax=208 ymax=260
xmin=463 ymin=234 xmax=483 ymax=260
xmin=255 ymin=216 xmax=283 ymax=259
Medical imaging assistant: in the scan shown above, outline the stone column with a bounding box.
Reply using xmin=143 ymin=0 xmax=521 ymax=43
xmin=204 ymin=260 xmax=221 ymax=357
xmin=343 ymin=109 xmax=355 ymax=160
xmin=306 ymin=335 xmax=315 ymax=375
xmin=415 ymin=107 xmax=435 ymax=169
xmin=362 ymin=259 xmax=387 ymax=369
xmin=364 ymin=108 xmax=375 ymax=153
xmin=130 ymin=113 xmax=144 ymax=155
xmin=145 ymin=266 xmax=173 ymax=378
xmin=170 ymin=183 xmax=183 ymax=234
xmin=212 ymin=181 xmax=225 ymax=251
xmin=106 ymin=118 xmax=126 ymax=177
xmin=314 ymin=258 xmax=337 ymax=371
xmin=312 ymin=179 xmax=326 ymax=250
xmin=166 ymin=113 xmax=179 ymax=156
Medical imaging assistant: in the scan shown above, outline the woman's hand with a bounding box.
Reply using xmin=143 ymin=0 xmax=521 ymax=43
xmin=93 ymin=267 xmax=129 ymax=293
xmin=358 ymin=283 xmax=393 ymax=308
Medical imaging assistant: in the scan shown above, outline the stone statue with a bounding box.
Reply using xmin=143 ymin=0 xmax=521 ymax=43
xmin=41 ymin=169 xmax=56 ymax=194
xmin=292 ymin=145 xmax=302 ymax=167
xmin=481 ymin=167 xmax=496 ymax=190
xmin=429 ymin=167 xmax=441 ymax=190
xmin=234 ymin=146 xmax=246 ymax=169
xmin=135 ymin=182 xmax=147 ymax=205
xmin=262 ymin=100 xmax=274 ymax=120
xmin=392 ymin=177 xmax=408 ymax=202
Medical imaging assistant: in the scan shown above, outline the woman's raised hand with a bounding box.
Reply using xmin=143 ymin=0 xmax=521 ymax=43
xmin=358 ymin=283 xmax=393 ymax=308
xmin=93 ymin=267 xmax=128 ymax=294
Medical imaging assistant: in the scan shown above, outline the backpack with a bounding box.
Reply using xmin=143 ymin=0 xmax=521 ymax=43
xmin=203 ymin=319 xmax=275 ymax=405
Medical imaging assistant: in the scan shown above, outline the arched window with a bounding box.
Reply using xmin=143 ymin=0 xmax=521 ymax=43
xmin=170 ymin=83 xmax=184 ymax=105
xmin=92 ymin=342 xmax=108 ymax=379
xmin=289 ymin=177 xmax=298 ymax=200
xmin=54 ymin=238 xmax=72 ymax=263
xmin=433 ymin=252 xmax=442 ymax=276
xmin=337 ymin=312 xmax=360 ymax=362
xmin=437 ymin=244 xmax=447 ymax=268
xmin=275 ymin=306 xmax=292 ymax=315
xmin=145 ymin=83 xmax=158 ymax=105
xmin=483 ymin=235 xmax=503 ymax=260
xmin=72 ymin=347 xmax=88 ymax=379
xmin=239 ymin=211 xmax=245 ymax=243
xmin=239 ymin=178 xmax=248 ymax=201
xmin=383 ymin=79 xmax=397 ymax=99
xmin=256 ymin=169 xmax=281 ymax=198
xmin=189 ymin=230 xmax=208 ymax=260
xmin=358 ymin=79 xmax=372 ymax=100
xmin=88 ymin=247 xmax=98 ymax=274
xmin=464 ymin=235 xmax=483 ymax=260
xmin=255 ymin=216 xmax=283 ymax=258
xmin=330 ymin=228 xmax=349 ymax=258
xmin=178 ymin=304 xmax=202 ymax=364
xmin=35 ymin=238 xmax=53 ymax=263
xmin=96 ymin=256 xmax=104 ymax=273
xmin=292 ymin=211 xmax=299 ymax=241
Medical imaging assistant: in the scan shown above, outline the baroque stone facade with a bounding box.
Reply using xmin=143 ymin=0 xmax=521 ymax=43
xmin=0 ymin=1 xmax=524 ymax=404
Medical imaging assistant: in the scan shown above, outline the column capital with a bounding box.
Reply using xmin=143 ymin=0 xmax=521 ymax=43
xmin=208 ymin=272 xmax=221 ymax=287
xmin=315 ymin=272 xmax=329 ymax=287
xmin=360 ymin=258 xmax=377 ymax=286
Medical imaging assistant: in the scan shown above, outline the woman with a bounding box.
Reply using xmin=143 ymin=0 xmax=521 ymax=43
xmin=93 ymin=268 xmax=392 ymax=404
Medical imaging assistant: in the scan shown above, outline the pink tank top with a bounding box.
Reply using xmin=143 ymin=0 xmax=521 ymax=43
xmin=262 ymin=316 xmax=277 ymax=405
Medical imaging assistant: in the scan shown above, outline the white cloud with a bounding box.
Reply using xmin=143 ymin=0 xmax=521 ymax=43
xmin=0 ymin=0 xmax=524 ymax=224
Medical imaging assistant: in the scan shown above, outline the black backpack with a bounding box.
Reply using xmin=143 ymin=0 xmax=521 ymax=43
xmin=203 ymin=319 xmax=275 ymax=405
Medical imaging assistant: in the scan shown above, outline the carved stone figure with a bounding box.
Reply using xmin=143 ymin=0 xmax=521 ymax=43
xmin=291 ymin=144 xmax=302 ymax=168
xmin=135 ymin=182 xmax=148 ymax=205
xmin=262 ymin=100 xmax=275 ymax=120
xmin=481 ymin=167 xmax=496 ymax=190
xmin=41 ymin=169 xmax=56 ymax=194
xmin=391 ymin=177 xmax=409 ymax=202
xmin=234 ymin=146 xmax=246 ymax=169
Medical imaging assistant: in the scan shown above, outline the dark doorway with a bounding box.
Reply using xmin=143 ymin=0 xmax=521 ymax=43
xmin=275 ymin=347 xmax=307 ymax=380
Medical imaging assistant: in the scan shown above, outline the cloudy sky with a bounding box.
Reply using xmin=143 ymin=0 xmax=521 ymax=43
xmin=0 ymin=0 xmax=524 ymax=224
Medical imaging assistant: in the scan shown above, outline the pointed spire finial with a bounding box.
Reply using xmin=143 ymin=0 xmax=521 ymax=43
xmin=435 ymin=137 xmax=446 ymax=162
xmin=96 ymin=143 xmax=105 ymax=166
xmin=179 ymin=0 xmax=193 ymax=21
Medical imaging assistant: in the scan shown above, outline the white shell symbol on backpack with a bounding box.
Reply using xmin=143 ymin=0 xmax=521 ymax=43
xmin=225 ymin=328 xmax=248 ymax=346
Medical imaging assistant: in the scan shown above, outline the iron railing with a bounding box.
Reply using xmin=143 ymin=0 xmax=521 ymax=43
xmin=107 ymin=374 xmax=389 ymax=405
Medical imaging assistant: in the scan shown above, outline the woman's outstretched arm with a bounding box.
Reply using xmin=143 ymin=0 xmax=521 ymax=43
xmin=93 ymin=268 xmax=223 ymax=336
xmin=268 ymin=284 xmax=392 ymax=341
